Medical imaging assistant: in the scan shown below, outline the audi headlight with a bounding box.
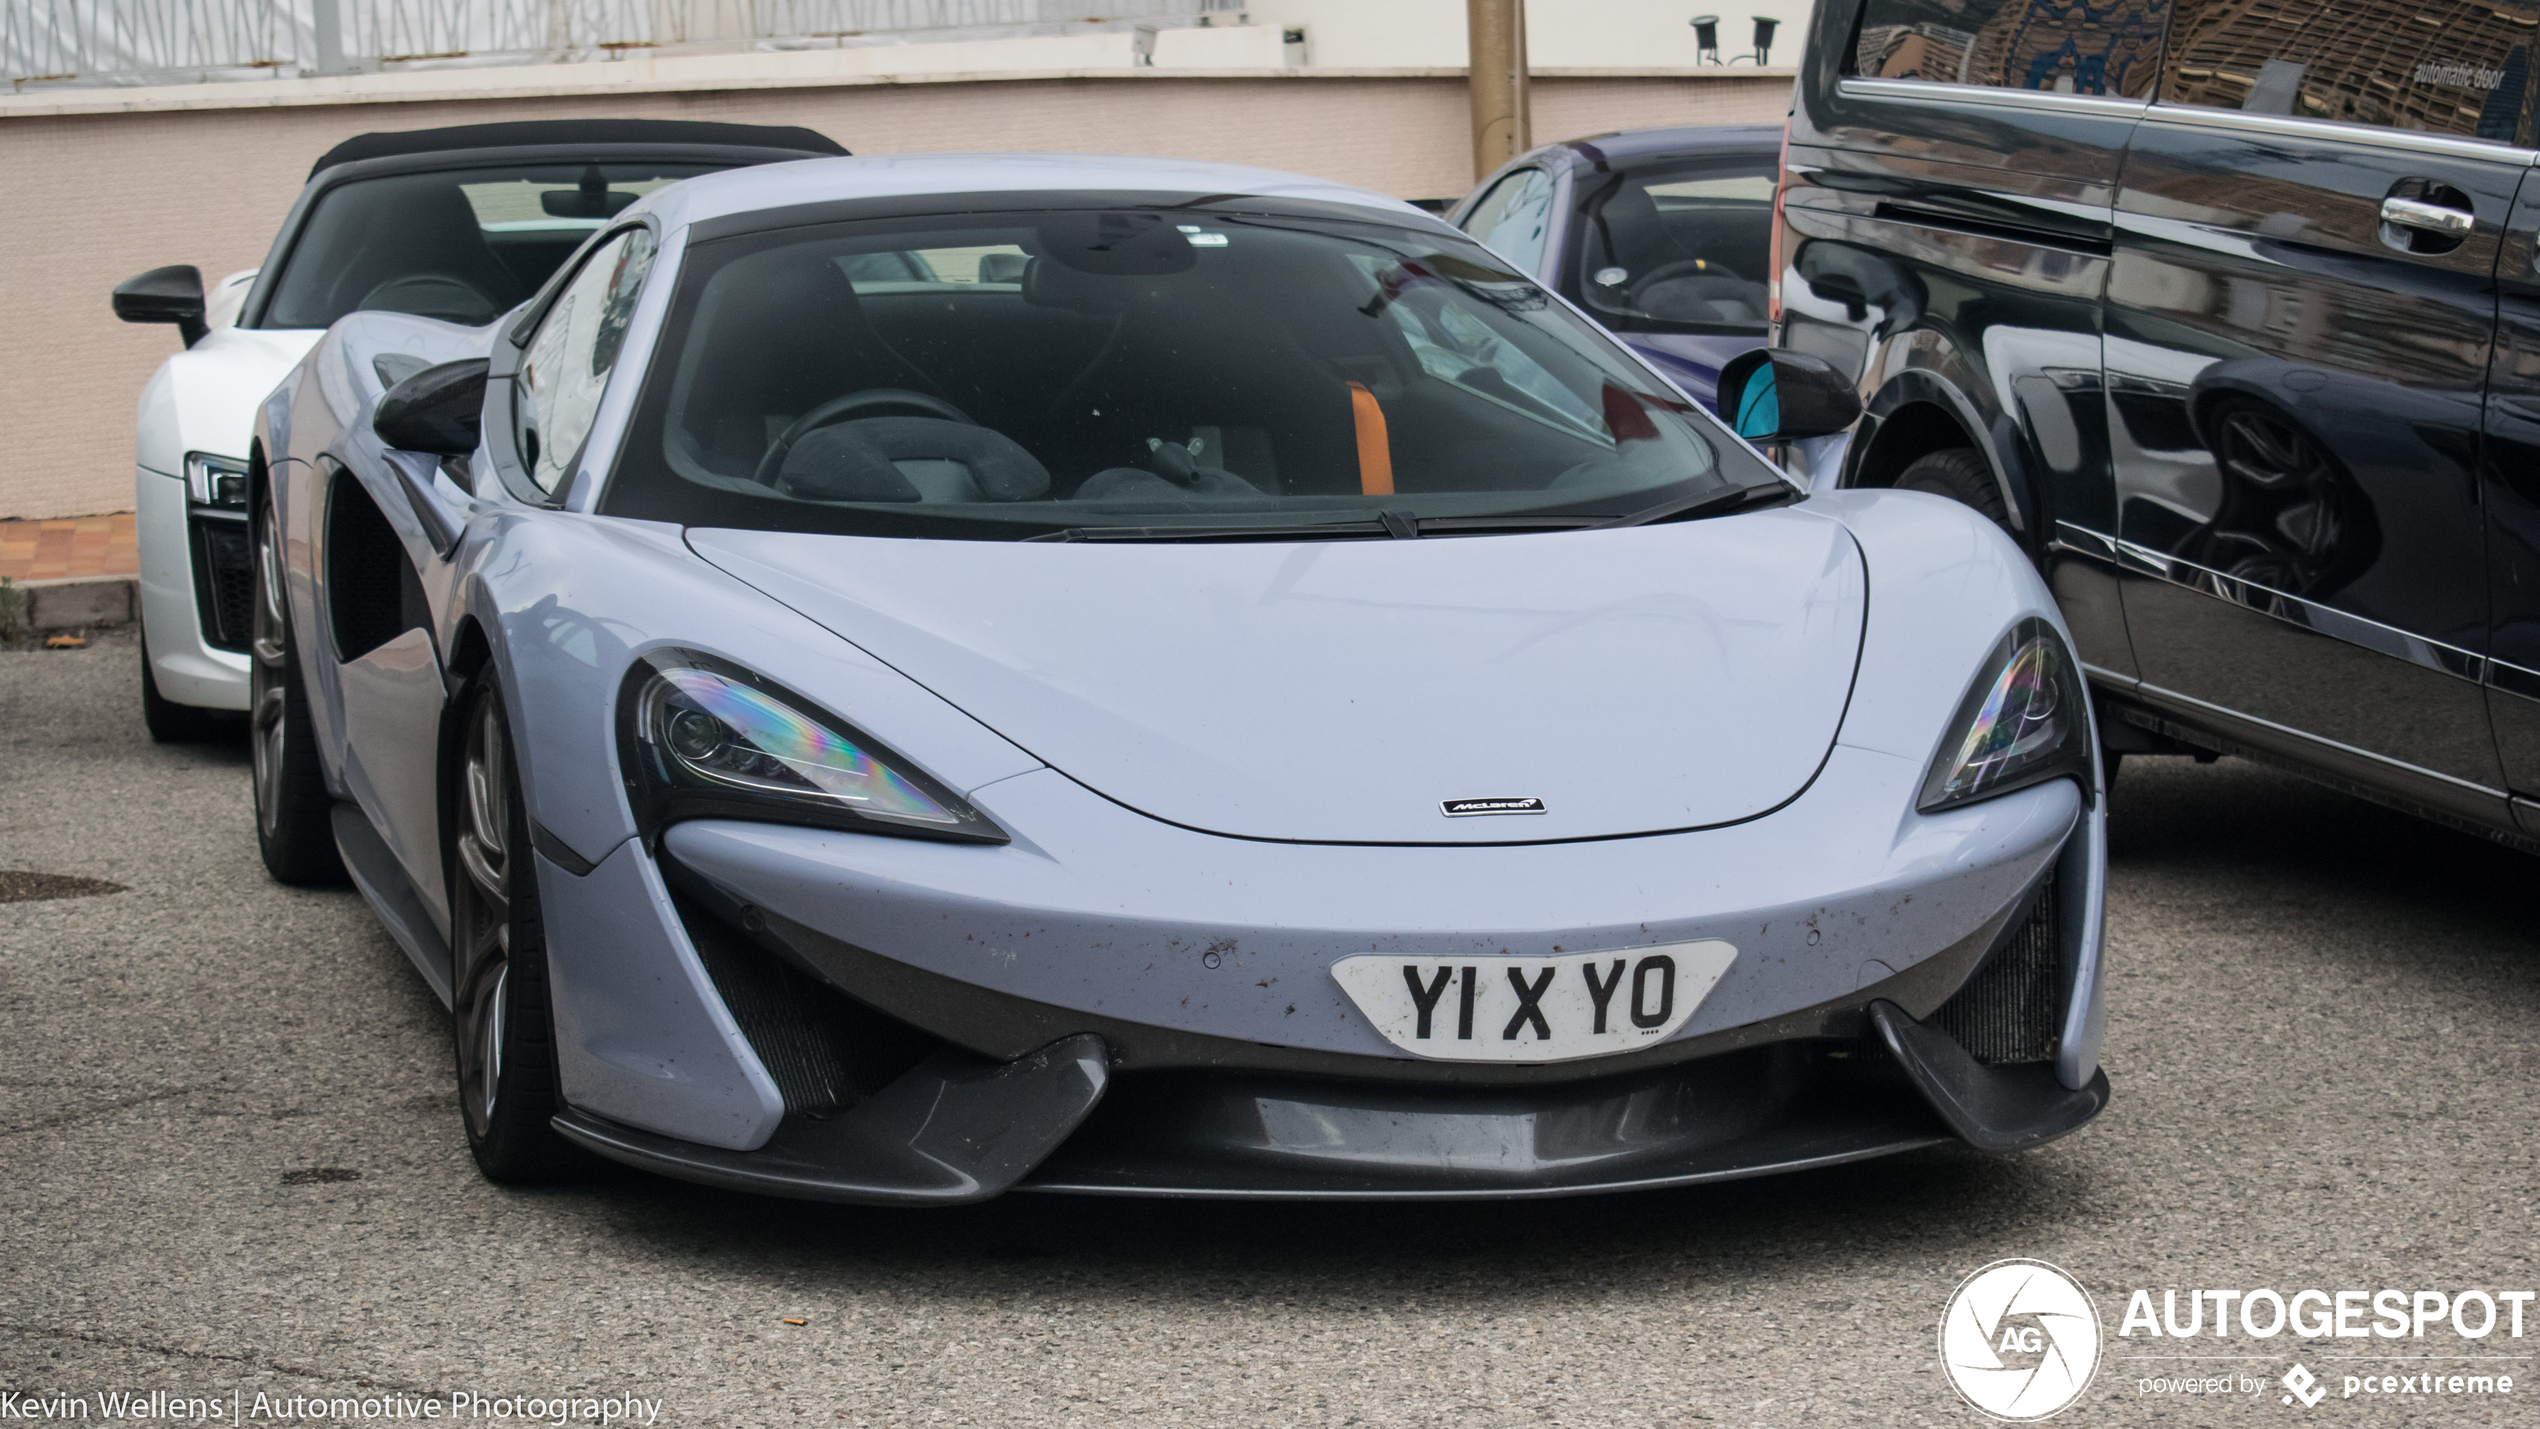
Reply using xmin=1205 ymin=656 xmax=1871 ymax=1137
xmin=1917 ymin=617 xmax=2096 ymax=813
xmin=185 ymin=452 xmax=250 ymax=508
xmin=618 ymin=649 xmax=1005 ymax=844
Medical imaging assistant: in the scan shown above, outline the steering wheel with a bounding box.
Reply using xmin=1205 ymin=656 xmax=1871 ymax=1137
xmin=1627 ymin=259 xmax=1742 ymax=301
xmin=754 ymin=388 xmax=975 ymax=487
xmin=359 ymin=274 xmax=500 ymax=325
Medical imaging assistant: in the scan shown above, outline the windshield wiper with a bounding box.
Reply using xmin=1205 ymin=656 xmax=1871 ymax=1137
xmin=1412 ymin=514 xmax=1606 ymax=535
xmin=1025 ymin=520 xmax=1393 ymax=543
xmin=1023 ymin=501 xmax=1742 ymax=544
xmin=1596 ymin=480 xmax=1798 ymax=529
xmin=1026 ymin=512 xmax=1618 ymax=543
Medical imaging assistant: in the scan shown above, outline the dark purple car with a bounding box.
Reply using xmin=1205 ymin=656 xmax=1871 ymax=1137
xmin=1448 ymin=125 xmax=1781 ymax=412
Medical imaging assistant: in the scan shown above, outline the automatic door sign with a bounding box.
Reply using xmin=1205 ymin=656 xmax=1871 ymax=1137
xmin=1940 ymin=1259 xmax=2103 ymax=1421
xmin=1331 ymin=942 xmax=1736 ymax=1062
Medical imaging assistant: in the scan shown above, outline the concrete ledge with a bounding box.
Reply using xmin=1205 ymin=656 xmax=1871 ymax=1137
xmin=0 ymin=62 xmax=1796 ymax=119
xmin=13 ymin=576 xmax=137 ymax=632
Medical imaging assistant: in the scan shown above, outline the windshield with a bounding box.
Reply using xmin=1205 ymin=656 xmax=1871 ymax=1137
xmin=600 ymin=206 xmax=1777 ymax=540
xmin=257 ymin=162 xmax=721 ymax=329
xmin=1575 ymin=162 xmax=1776 ymax=333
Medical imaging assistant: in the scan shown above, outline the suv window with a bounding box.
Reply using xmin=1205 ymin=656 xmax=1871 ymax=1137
xmin=1851 ymin=0 xmax=2170 ymax=97
xmin=1576 ymin=164 xmax=1776 ymax=333
xmin=1459 ymin=167 xmax=1559 ymax=273
xmin=517 ymin=228 xmax=656 ymax=493
xmin=2161 ymin=0 xmax=2534 ymax=141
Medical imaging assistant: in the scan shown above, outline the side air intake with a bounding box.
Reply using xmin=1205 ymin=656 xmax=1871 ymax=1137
xmin=671 ymin=889 xmax=937 ymax=1116
xmin=1931 ymin=882 xmax=2060 ymax=1065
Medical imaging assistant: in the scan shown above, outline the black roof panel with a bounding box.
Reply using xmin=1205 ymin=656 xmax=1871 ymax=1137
xmin=309 ymin=118 xmax=846 ymax=178
xmin=1558 ymin=124 xmax=1784 ymax=167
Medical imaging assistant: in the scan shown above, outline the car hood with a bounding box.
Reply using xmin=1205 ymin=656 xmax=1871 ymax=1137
xmin=688 ymin=509 xmax=1864 ymax=844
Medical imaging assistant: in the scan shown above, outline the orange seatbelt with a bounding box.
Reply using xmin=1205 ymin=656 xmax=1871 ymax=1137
xmin=1347 ymin=380 xmax=1394 ymax=497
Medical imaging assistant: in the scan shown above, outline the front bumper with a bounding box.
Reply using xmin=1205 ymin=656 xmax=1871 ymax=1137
xmin=552 ymin=1011 xmax=2107 ymax=1203
xmin=136 ymin=463 xmax=252 ymax=710
xmin=538 ymin=746 xmax=2108 ymax=1201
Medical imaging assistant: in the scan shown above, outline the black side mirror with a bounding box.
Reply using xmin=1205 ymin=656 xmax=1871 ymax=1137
xmin=374 ymin=358 xmax=490 ymax=458
xmin=1716 ymin=348 xmax=1863 ymax=443
xmin=113 ymin=265 xmax=208 ymax=348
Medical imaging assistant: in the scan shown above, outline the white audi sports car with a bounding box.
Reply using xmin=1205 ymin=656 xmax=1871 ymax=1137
xmin=115 ymin=118 xmax=842 ymax=740
xmin=246 ymin=152 xmax=2109 ymax=1201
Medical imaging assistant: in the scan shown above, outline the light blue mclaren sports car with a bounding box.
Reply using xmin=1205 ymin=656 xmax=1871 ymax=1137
xmin=248 ymin=152 xmax=2109 ymax=1202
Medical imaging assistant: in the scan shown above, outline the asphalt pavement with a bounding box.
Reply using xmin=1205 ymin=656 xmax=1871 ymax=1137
xmin=4 ymin=625 xmax=2534 ymax=1426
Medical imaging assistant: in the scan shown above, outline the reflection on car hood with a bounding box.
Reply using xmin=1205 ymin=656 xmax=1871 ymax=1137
xmin=687 ymin=511 xmax=1865 ymax=844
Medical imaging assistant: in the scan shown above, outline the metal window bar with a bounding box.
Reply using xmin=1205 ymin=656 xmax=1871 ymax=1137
xmin=7 ymin=0 xmax=1243 ymax=88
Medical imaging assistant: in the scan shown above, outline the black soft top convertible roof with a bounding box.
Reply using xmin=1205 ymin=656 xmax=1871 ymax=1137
xmin=309 ymin=118 xmax=847 ymax=178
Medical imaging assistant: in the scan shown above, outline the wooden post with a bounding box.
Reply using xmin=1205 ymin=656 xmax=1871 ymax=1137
xmin=1466 ymin=0 xmax=1532 ymax=180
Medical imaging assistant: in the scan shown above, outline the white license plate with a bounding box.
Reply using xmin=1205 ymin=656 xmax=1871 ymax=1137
xmin=1331 ymin=942 xmax=1737 ymax=1063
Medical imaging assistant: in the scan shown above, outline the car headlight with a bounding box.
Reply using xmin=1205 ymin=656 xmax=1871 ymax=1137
xmin=1917 ymin=617 xmax=2096 ymax=813
xmin=617 ymin=649 xmax=1006 ymax=844
xmin=185 ymin=452 xmax=250 ymax=508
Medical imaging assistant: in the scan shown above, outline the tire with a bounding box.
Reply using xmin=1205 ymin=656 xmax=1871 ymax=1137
xmin=249 ymin=492 xmax=347 ymax=886
xmin=1896 ymin=447 xmax=2012 ymax=531
xmin=449 ymin=678 xmax=588 ymax=1183
xmin=140 ymin=627 xmax=230 ymax=743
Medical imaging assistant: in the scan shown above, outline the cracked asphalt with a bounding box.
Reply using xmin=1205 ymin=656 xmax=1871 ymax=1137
xmin=4 ymin=625 xmax=2535 ymax=1426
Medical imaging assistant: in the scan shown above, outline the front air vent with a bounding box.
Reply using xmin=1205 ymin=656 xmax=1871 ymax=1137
xmin=187 ymin=513 xmax=254 ymax=652
xmin=1932 ymin=882 xmax=2061 ymax=1065
xmin=671 ymin=889 xmax=936 ymax=1116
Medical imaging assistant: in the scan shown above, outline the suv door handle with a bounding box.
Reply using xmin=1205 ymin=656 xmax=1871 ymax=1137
xmin=2381 ymin=196 xmax=2475 ymax=234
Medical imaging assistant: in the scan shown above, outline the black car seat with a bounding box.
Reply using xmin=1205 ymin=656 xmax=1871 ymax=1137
xmin=1029 ymin=255 xmax=1362 ymax=495
xmin=325 ymin=179 xmax=525 ymax=325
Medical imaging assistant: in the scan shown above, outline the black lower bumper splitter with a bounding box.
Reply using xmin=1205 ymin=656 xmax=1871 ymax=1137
xmin=1018 ymin=1114 xmax=1952 ymax=1201
xmin=551 ymin=1033 xmax=1110 ymax=1205
xmin=1869 ymin=1000 xmax=2108 ymax=1151
xmin=1012 ymin=1039 xmax=1957 ymax=1200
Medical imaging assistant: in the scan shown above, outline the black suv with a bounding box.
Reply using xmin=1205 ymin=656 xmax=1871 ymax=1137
xmin=1777 ymin=0 xmax=2540 ymax=851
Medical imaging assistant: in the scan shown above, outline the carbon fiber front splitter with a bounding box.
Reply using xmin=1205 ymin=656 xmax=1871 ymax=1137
xmin=548 ymin=1006 xmax=2105 ymax=1204
xmin=551 ymin=1034 xmax=1110 ymax=1205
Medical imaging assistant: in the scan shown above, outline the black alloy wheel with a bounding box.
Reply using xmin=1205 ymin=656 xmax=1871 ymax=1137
xmin=449 ymin=679 xmax=586 ymax=1182
xmin=249 ymin=490 xmax=345 ymax=885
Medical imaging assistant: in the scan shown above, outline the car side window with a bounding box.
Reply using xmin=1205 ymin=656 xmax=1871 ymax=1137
xmin=2160 ymin=0 xmax=2535 ymax=142
xmin=516 ymin=227 xmax=656 ymax=493
xmin=1850 ymin=0 xmax=2171 ymax=98
xmin=1459 ymin=167 xmax=1558 ymax=274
